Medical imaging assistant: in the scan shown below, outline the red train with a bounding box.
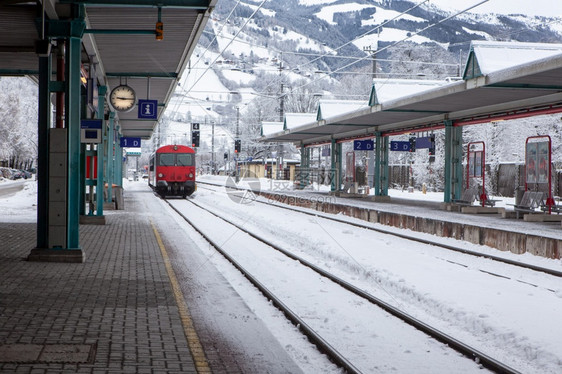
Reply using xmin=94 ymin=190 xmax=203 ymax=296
xmin=148 ymin=144 xmax=196 ymax=198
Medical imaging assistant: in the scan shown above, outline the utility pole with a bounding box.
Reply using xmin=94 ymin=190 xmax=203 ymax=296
xmin=363 ymin=45 xmax=378 ymax=79
xmin=363 ymin=45 xmax=378 ymax=188
xmin=211 ymin=121 xmax=215 ymax=175
xmin=235 ymin=106 xmax=240 ymax=182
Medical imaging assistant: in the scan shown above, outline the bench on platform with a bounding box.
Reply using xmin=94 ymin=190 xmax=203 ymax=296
xmin=451 ymin=188 xmax=478 ymax=206
xmin=511 ymin=191 xmax=543 ymax=219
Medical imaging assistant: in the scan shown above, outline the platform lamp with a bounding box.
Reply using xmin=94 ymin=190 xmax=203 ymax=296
xmin=155 ymin=7 xmax=163 ymax=41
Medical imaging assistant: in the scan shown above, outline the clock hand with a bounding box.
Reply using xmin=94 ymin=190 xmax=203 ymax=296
xmin=115 ymin=97 xmax=135 ymax=100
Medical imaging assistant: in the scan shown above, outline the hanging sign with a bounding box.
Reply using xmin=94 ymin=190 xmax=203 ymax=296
xmin=353 ymin=139 xmax=374 ymax=151
xmin=138 ymin=99 xmax=158 ymax=120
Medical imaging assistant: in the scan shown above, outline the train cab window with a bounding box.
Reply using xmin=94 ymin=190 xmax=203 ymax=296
xmin=177 ymin=154 xmax=193 ymax=166
xmin=159 ymin=154 xmax=175 ymax=166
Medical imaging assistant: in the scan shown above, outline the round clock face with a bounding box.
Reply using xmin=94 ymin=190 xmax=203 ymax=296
xmin=110 ymin=85 xmax=136 ymax=112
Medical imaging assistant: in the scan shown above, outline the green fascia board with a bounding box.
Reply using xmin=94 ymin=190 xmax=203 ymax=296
xmin=383 ymin=108 xmax=448 ymax=114
xmin=368 ymin=84 xmax=378 ymax=106
xmin=462 ymin=50 xmax=482 ymax=81
xmin=106 ymin=72 xmax=178 ymax=78
xmin=85 ymin=29 xmax=156 ymax=35
xmin=0 ymin=69 xmax=38 ymax=75
xmin=326 ymin=123 xmax=373 ymax=127
xmin=46 ymin=19 xmax=86 ymax=38
xmin=60 ymin=0 xmax=210 ymax=8
xmin=485 ymin=83 xmax=562 ymax=90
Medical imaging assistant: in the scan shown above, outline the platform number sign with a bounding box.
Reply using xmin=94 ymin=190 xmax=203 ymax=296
xmin=390 ymin=141 xmax=411 ymax=152
xmin=191 ymin=123 xmax=200 ymax=148
xmin=353 ymin=139 xmax=374 ymax=151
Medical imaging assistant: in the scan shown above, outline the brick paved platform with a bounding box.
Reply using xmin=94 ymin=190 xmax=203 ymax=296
xmin=0 ymin=198 xmax=198 ymax=373
xmin=0 ymin=184 xmax=308 ymax=374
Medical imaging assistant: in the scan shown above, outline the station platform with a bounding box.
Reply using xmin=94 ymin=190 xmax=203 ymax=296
xmin=199 ymin=175 xmax=562 ymax=260
xmin=259 ymin=187 xmax=562 ymax=259
xmin=0 ymin=184 xmax=304 ymax=373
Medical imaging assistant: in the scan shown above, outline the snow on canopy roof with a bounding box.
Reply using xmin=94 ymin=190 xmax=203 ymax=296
xmin=370 ymin=78 xmax=450 ymax=105
xmin=317 ymin=99 xmax=368 ymax=120
xmin=284 ymin=113 xmax=317 ymax=130
xmin=464 ymin=41 xmax=562 ymax=78
xmin=261 ymin=121 xmax=284 ymax=136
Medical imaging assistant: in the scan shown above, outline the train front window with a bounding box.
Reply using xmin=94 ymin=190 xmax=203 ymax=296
xmin=177 ymin=154 xmax=193 ymax=166
xmin=159 ymin=154 xmax=175 ymax=166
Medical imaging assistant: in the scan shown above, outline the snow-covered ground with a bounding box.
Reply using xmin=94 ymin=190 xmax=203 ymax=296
xmin=0 ymin=179 xmax=37 ymax=223
xmin=171 ymin=180 xmax=562 ymax=373
xmin=3 ymin=178 xmax=562 ymax=372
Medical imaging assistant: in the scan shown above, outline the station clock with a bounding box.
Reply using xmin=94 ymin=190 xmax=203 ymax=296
xmin=109 ymin=84 xmax=136 ymax=112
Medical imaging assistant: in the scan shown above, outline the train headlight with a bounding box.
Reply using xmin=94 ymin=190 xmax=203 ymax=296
xmin=189 ymin=173 xmax=194 ymax=179
xmin=158 ymin=173 xmax=164 ymax=178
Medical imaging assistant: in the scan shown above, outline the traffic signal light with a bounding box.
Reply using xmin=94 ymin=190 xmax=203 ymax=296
xmin=234 ymin=139 xmax=241 ymax=153
xmin=191 ymin=131 xmax=200 ymax=147
xmin=428 ymin=134 xmax=435 ymax=155
xmin=409 ymin=137 xmax=416 ymax=152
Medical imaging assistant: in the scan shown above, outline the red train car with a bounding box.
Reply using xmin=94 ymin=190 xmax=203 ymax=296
xmin=148 ymin=145 xmax=196 ymax=198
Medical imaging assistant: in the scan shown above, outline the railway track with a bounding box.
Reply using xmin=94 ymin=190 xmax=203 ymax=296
xmin=164 ymin=196 xmax=521 ymax=374
xmin=197 ymin=181 xmax=562 ymax=279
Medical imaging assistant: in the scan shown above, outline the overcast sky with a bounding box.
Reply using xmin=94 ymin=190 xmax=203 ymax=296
xmin=427 ymin=0 xmax=562 ymax=17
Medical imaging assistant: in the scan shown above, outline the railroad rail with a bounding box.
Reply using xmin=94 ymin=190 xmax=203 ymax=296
xmin=164 ymin=196 xmax=522 ymax=374
xmin=197 ymin=181 xmax=562 ymax=279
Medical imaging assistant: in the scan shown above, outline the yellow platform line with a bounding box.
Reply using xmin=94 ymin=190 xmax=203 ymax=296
xmin=151 ymin=220 xmax=212 ymax=373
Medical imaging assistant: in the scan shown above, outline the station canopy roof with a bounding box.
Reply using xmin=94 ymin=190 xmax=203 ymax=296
xmin=261 ymin=41 xmax=562 ymax=145
xmin=0 ymin=0 xmax=216 ymax=139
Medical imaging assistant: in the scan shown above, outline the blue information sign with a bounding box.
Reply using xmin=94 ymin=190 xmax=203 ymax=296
xmin=80 ymin=119 xmax=102 ymax=129
xmin=415 ymin=137 xmax=432 ymax=149
xmin=138 ymin=99 xmax=158 ymax=120
xmin=353 ymin=139 xmax=374 ymax=151
xmin=390 ymin=141 xmax=411 ymax=152
xmin=120 ymin=137 xmax=141 ymax=148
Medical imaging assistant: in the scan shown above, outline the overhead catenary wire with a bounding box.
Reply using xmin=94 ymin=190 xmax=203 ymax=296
xmin=289 ymin=0 xmax=490 ymax=95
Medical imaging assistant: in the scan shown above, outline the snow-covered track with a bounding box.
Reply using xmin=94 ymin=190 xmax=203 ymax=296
xmin=166 ymin=197 xmax=521 ymax=374
xmin=198 ymin=181 xmax=562 ymax=278
xmin=164 ymin=199 xmax=362 ymax=374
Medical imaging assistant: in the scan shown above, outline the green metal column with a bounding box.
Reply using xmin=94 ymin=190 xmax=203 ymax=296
xmin=299 ymin=144 xmax=311 ymax=189
xmin=453 ymin=125 xmax=464 ymax=200
xmin=375 ymin=133 xmax=382 ymax=196
xmin=444 ymin=121 xmax=463 ymax=202
xmin=330 ymin=139 xmax=338 ymax=191
xmin=36 ymin=54 xmax=51 ymax=249
xmin=96 ymin=86 xmax=106 ymax=215
xmin=381 ymin=135 xmax=389 ymax=196
xmin=374 ymin=133 xmax=389 ymax=196
xmin=115 ymin=127 xmax=123 ymax=187
xmin=66 ymin=35 xmax=82 ymax=249
xmin=106 ymin=113 xmax=115 ymax=202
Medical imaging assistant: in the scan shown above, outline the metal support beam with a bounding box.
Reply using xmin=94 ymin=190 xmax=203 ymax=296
xmin=444 ymin=121 xmax=463 ymax=202
xmin=115 ymin=126 xmax=123 ymax=187
xmin=330 ymin=139 xmax=342 ymax=192
xmin=36 ymin=54 xmax=51 ymax=249
xmin=106 ymin=113 xmax=115 ymax=203
xmin=96 ymin=86 xmax=107 ymax=215
xmin=374 ymin=133 xmax=389 ymax=196
xmin=66 ymin=35 xmax=82 ymax=249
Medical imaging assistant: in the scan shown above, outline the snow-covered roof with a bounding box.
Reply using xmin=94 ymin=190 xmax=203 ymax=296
xmin=261 ymin=121 xmax=284 ymax=136
xmin=317 ymin=100 xmax=368 ymax=120
xmin=370 ymin=79 xmax=450 ymax=105
xmin=284 ymin=113 xmax=317 ymax=130
xmin=464 ymin=41 xmax=562 ymax=79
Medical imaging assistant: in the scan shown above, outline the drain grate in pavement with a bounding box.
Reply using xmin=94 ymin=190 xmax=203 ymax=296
xmin=0 ymin=343 xmax=96 ymax=364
